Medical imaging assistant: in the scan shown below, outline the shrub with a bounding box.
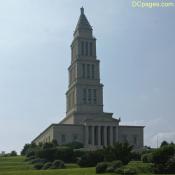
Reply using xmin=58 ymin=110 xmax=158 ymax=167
xmin=115 ymin=167 xmax=137 ymax=175
xmin=42 ymin=162 xmax=52 ymax=170
xmin=77 ymin=150 xmax=104 ymax=167
xmin=123 ymin=168 xmax=137 ymax=175
xmin=111 ymin=160 xmax=123 ymax=169
xmin=55 ymin=147 xmax=74 ymax=163
xmin=106 ymin=166 xmax=115 ymax=173
xmin=152 ymin=145 xmax=175 ymax=173
xmin=10 ymin=151 xmax=17 ymax=156
xmin=51 ymin=160 xmax=65 ymax=169
xmin=26 ymin=150 xmax=35 ymax=157
xmin=165 ymin=155 xmax=175 ymax=173
xmin=103 ymin=142 xmax=133 ymax=165
xmin=141 ymin=153 xmax=153 ymax=163
xmin=152 ymin=145 xmax=175 ymax=164
xmin=131 ymin=152 xmax=141 ymax=161
xmin=33 ymin=162 xmax=44 ymax=170
xmin=30 ymin=158 xmax=46 ymax=164
xmin=64 ymin=141 xmax=84 ymax=149
xmin=36 ymin=148 xmax=57 ymax=162
xmin=96 ymin=162 xmax=108 ymax=174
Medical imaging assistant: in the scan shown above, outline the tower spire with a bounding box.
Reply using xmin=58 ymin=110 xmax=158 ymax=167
xmin=74 ymin=7 xmax=92 ymax=37
xmin=80 ymin=7 xmax=84 ymax=14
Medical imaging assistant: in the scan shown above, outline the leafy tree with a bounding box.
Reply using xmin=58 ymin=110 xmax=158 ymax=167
xmin=103 ymin=142 xmax=133 ymax=165
xmin=152 ymin=145 xmax=175 ymax=173
xmin=10 ymin=150 xmax=17 ymax=156
xmin=160 ymin=141 xmax=169 ymax=148
xmin=77 ymin=150 xmax=104 ymax=167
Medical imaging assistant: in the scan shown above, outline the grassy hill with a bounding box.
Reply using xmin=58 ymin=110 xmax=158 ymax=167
xmin=1 ymin=156 xmax=174 ymax=175
xmin=0 ymin=156 xmax=108 ymax=175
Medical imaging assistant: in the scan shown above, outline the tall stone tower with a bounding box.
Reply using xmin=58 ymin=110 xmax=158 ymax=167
xmin=33 ymin=8 xmax=144 ymax=149
xmin=61 ymin=7 xmax=114 ymax=125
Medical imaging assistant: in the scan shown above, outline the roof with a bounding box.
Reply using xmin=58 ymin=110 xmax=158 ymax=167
xmin=74 ymin=7 xmax=92 ymax=32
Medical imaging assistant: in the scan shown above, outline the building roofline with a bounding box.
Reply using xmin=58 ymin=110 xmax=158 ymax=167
xmin=119 ymin=125 xmax=145 ymax=128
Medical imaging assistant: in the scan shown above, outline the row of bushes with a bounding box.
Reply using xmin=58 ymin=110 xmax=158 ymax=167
xmin=22 ymin=141 xmax=134 ymax=167
xmin=96 ymin=160 xmax=138 ymax=175
xmin=33 ymin=160 xmax=64 ymax=170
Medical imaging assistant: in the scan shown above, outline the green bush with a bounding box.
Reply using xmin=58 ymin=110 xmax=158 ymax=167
xmin=152 ymin=145 xmax=175 ymax=164
xmin=33 ymin=162 xmax=44 ymax=170
xmin=111 ymin=160 xmax=123 ymax=169
xmin=165 ymin=155 xmax=175 ymax=173
xmin=96 ymin=162 xmax=108 ymax=174
xmin=36 ymin=148 xmax=57 ymax=162
xmin=51 ymin=160 xmax=65 ymax=169
xmin=152 ymin=145 xmax=175 ymax=173
xmin=10 ymin=150 xmax=17 ymax=156
xmin=103 ymin=142 xmax=133 ymax=165
xmin=141 ymin=153 xmax=153 ymax=163
xmin=115 ymin=167 xmax=137 ymax=175
xmin=25 ymin=155 xmax=36 ymax=161
xmin=77 ymin=150 xmax=104 ymax=167
xmin=55 ymin=147 xmax=74 ymax=163
xmin=106 ymin=166 xmax=115 ymax=173
xmin=30 ymin=158 xmax=46 ymax=164
xmin=64 ymin=141 xmax=84 ymax=149
xmin=42 ymin=162 xmax=52 ymax=170
xmin=123 ymin=168 xmax=137 ymax=175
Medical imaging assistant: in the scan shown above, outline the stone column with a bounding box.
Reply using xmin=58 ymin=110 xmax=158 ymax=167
xmin=92 ymin=126 xmax=95 ymax=146
xmin=98 ymin=126 xmax=101 ymax=146
xmin=104 ymin=126 xmax=107 ymax=146
xmin=85 ymin=126 xmax=89 ymax=147
xmin=110 ymin=126 xmax=113 ymax=145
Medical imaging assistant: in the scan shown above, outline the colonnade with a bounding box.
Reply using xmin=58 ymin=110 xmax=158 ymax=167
xmin=85 ymin=125 xmax=118 ymax=147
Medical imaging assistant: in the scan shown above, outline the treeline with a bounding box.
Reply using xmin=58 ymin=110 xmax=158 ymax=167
xmin=21 ymin=140 xmax=175 ymax=174
xmin=141 ymin=141 xmax=175 ymax=174
xmin=21 ymin=140 xmax=135 ymax=171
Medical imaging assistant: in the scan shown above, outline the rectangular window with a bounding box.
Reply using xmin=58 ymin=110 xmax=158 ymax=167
xmin=82 ymin=64 xmax=85 ymax=78
xmin=85 ymin=41 xmax=88 ymax=56
xmin=61 ymin=134 xmax=66 ymax=143
xmin=92 ymin=64 xmax=95 ymax=79
xmin=87 ymin=64 xmax=90 ymax=79
xmin=93 ymin=89 xmax=97 ymax=104
xmin=133 ymin=135 xmax=137 ymax=145
xmin=83 ymin=89 xmax=87 ymax=104
xmin=81 ymin=41 xmax=84 ymax=55
xmin=88 ymin=89 xmax=91 ymax=104
xmin=89 ymin=42 xmax=93 ymax=56
xmin=72 ymin=134 xmax=78 ymax=141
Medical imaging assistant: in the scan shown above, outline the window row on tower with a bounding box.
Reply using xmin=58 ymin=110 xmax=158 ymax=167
xmin=83 ymin=88 xmax=97 ymax=105
xmin=81 ymin=41 xmax=93 ymax=56
xmin=67 ymin=90 xmax=75 ymax=110
xmin=69 ymin=66 xmax=76 ymax=84
xmin=82 ymin=63 xmax=95 ymax=79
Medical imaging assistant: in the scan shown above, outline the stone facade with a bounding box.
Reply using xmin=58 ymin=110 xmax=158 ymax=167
xmin=33 ymin=7 xmax=144 ymax=149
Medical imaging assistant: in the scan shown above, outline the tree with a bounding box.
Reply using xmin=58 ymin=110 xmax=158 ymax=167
xmin=10 ymin=150 xmax=17 ymax=156
xmin=160 ymin=140 xmax=169 ymax=147
xmin=103 ymin=142 xmax=133 ymax=165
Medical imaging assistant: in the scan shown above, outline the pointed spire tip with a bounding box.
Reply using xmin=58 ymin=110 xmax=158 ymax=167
xmin=80 ymin=7 xmax=84 ymax=14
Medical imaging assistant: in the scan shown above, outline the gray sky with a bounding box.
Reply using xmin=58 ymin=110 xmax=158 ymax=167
xmin=0 ymin=0 xmax=175 ymax=153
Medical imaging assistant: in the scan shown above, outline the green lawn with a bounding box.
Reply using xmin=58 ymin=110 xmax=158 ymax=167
xmin=0 ymin=156 xmax=174 ymax=175
xmin=0 ymin=156 xmax=112 ymax=175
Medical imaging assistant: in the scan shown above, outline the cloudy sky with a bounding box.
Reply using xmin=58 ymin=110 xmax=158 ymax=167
xmin=0 ymin=0 xmax=175 ymax=153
